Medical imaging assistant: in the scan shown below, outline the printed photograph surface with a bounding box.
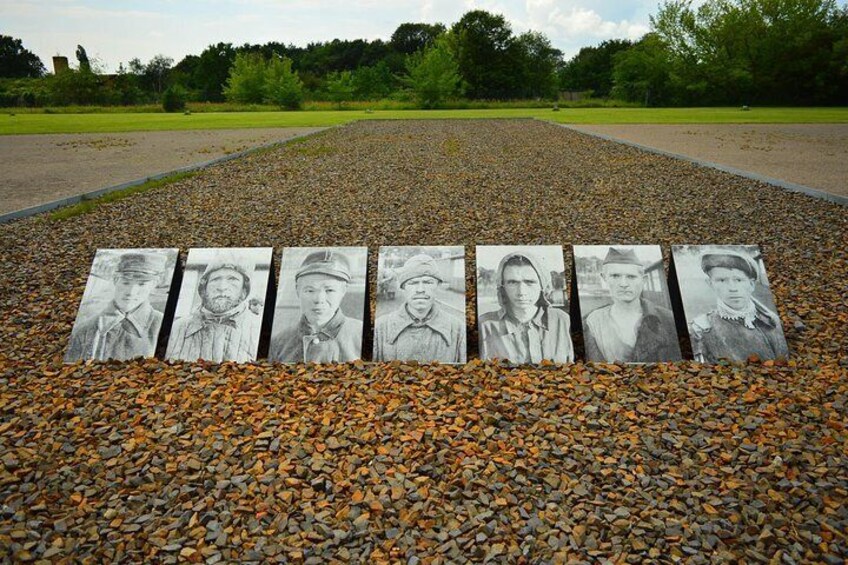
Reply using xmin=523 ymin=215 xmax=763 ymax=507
xmin=476 ymin=245 xmax=573 ymax=364
xmin=65 ymin=248 xmax=179 ymax=362
xmin=269 ymin=247 xmax=367 ymax=363
xmin=373 ymin=245 xmax=466 ymax=364
xmin=672 ymin=244 xmax=789 ymax=362
xmin=166 ymin=247 xmax=272 ymax=363
xmin=574 ymin=245 xmax=681 ymax=363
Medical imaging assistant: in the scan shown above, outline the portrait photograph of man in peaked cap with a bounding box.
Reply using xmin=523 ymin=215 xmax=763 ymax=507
xmin=166 ymin=248 xmax=272 ymax=363
xmin=65 ymin=248 xmax=178 ymax=362
xmin=672 ymin=245 xmax=789 ymax=362
xmin=269 ymin=247 xmax=367 ymax=364
xmin=374 ymin=246 xmax=466 ymax=364
xmin=574 ymin=245 xmax=681 ymax=363
xmin=476 ymin=245 xmax=573 ymax=364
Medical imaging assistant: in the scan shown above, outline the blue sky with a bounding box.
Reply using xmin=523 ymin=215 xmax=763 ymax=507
xmin=2 ymin=0 xmax=843 ymax=72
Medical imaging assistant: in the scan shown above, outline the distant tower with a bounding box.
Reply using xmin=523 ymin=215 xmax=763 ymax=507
xmin=53 ymin=56 xmax=69 ymax=75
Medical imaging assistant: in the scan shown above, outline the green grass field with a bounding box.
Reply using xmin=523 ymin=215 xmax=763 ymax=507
xmin=1 ymin=107 xmax=847 ymax=135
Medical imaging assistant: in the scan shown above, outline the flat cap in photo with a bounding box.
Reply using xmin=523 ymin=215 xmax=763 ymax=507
xmin=114 ymin=252 xmax=166 ymax=280
xmin=296 ymin=250 xmax=351 ymax=283
xmin=398 ymin=254 xmax=444 ymax=287
xmin=602 ymin=247 xmax=643 ymax=267
xmin=700 ymin=251 xmax=759 ymax=281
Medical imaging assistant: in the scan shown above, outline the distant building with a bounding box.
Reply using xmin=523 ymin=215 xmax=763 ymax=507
xmin=52 ymin=56 xmax=69 ymax=75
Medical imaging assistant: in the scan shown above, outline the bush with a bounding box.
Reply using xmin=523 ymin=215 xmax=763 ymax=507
xmin=264 ymin=56 xmax=304 ymax=110
xmin=402 ymin=37 xmax=463 ymax=109
xmin=162 ymin=85 xmax=187 ymax=112
xmin=223 ymin=52 xmax=267 ymax=104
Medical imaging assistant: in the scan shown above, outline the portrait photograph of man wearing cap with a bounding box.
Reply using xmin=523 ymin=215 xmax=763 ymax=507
xmin=574 ymin=245 xmax=682 ymax=363
xmin=65 ymin=248 xmax=178 ymax=362
xmin=269 ymin=247 xmax=367 ymax=364
xmin=373 ymin=246 xmax=466 ymax=364
xmin=166 ymin=247 xmax=272 ymax=363
xmin=476 ymin=245 xmax=573 ymax=364
xmin=672 ymin=245 xmax=789 ymax=363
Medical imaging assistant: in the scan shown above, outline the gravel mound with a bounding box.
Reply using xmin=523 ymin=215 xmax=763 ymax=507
xmin=1 ymin=120 xmax=846 ymax=562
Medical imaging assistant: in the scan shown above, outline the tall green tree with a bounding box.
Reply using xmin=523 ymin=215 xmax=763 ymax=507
xmin=403 ymin=36 xmax=463 ymax=108
xmin=560 ymin=39 xmax=633 ymax=97
xmin=145 ymin=54 xmax=174 ymax=97
xmin=75 ymin=45 xmax=91 ymax=73
xmin=651 ymin=0 xmax=846 ymax=104
xmin=515 ymin=31 xmax=562 ymax=99
xmin=449 ymin=10 xmax=519 ymax=98
xmin=223 ymin=51 xmax=266 ymax=103
xmin=264 ymin=56 xmax=304 ymax=109
xmin=611 ymin=34 xmax=673 ymax=105
xmin=324 ymin=70 xmax=355 ymax=108
xmin=351 ymin=62 xmax=395 ymax=100
xmin=0 ymin=35 xmax=45 ymax=78
xmin=193 ymin=42 xmax=236 ymax=101
xmin=390 ymin=23 xmax=447 ymax=54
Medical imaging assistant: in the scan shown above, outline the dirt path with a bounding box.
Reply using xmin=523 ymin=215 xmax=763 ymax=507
xmin=0 ymin=127 xmax=324 ymax=215
xmin=569 ymin=124 xmax=848 ymax=198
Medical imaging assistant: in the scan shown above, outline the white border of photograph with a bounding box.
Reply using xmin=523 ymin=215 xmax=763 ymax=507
xmin=373 ymin=245 xmax=466 ymax=364
xmin=269 ymin=246 xmax=367 ymax=363
xmin=65 ymin=248 xmax=179 ymax=362
xmin=166 ymin=247 xmax=272 ymax=363
xmin=476 ymin=245 xmax=573 ymax=363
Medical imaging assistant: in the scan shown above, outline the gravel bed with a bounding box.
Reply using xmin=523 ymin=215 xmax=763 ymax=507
xmin=1 ymin=119 xmax=846 ymax=563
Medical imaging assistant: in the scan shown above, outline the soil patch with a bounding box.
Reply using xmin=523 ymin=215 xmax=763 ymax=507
xmin=570 ymin=124 xmax=848 ymax=198
xmin=0 ymin=127 xmax=325 ymax=215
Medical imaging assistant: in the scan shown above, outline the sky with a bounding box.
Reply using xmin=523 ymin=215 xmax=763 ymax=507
xmin=3 ymin=0 xmax=840 ymax=73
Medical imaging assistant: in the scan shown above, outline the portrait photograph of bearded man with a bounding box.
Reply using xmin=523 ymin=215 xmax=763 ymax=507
xmin=476 ymin=245 xmax=573 ymax=364
xmin=672 ymin=245 xmax=789 ymax=363
xmin=65 ymin=248 xmax=178 ymax=362
xmin=574 ymin=245 xmax=682 ymax=363
xmin=269 ymin=247 xmax=367 ymax=364
xmin=166 ymin=248 xmax=272 ymax=363
xmin=373 ymin=246 xmax=466 ymax=364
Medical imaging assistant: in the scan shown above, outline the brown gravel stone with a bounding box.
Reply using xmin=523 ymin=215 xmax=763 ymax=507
xmin=0 ymin=120 xmax=846 ymax=562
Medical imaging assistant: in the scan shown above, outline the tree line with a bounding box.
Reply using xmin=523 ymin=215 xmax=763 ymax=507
xmin=2 ymin=1 xmax=846 ymax=109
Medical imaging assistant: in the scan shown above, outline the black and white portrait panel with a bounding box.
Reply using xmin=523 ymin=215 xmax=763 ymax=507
xmin=65 ymin=248 xmax=179 ymax=362
xmin=373 ymin=245 xmax=466 ymax=364
xmin=476 ymin=245 xmax=573 ymax=364
xmin=166 ymin=247 xmax=272 ymax=363
xmin=672 ymin=245 xmax=789 ymax=362
xmin=269 ymin=247 xmax=367 ymax=364
xmin=574 ymin=245 xmax=681 ymax=363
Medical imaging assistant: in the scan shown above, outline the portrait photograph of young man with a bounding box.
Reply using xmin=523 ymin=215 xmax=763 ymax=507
xmin=269 ymin=247 xmax=367 ymax=364
xmin=476 ymin=245 xmax=573 ymax=364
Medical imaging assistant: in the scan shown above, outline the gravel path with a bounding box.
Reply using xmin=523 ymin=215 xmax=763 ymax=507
xmin=0 ymin=128 xmax=324 ymax=215
xmin=0 ymin=120 xmax=846 ymax=563
xmin=570 ymin=124 xmax=848 ymax=198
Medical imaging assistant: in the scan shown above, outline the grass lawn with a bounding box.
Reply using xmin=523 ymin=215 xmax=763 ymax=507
xmin=1 ymin=107 xmax=846 ymax=135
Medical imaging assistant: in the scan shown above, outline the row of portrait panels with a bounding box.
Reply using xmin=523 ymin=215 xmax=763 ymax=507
xmin=66 ymin=244 xmax=789 ymax=365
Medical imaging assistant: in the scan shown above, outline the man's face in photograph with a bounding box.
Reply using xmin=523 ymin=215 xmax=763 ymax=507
xmin=297 ymin=273 xmax=347 ymax=327
xmin=113 ymin=274 xmax=157 ymax=313
xmin=502 ymin=263 xmax=541 ymax=313
xmin=204 ymin=268 xmax=245 ymax=313
xmin=403 ymin=275 xmax=438 ymax=310
xmin=602 ymin=263 xmax=645 ymax=304
xmin=708 ymin=266 xmax=755 ymax=309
